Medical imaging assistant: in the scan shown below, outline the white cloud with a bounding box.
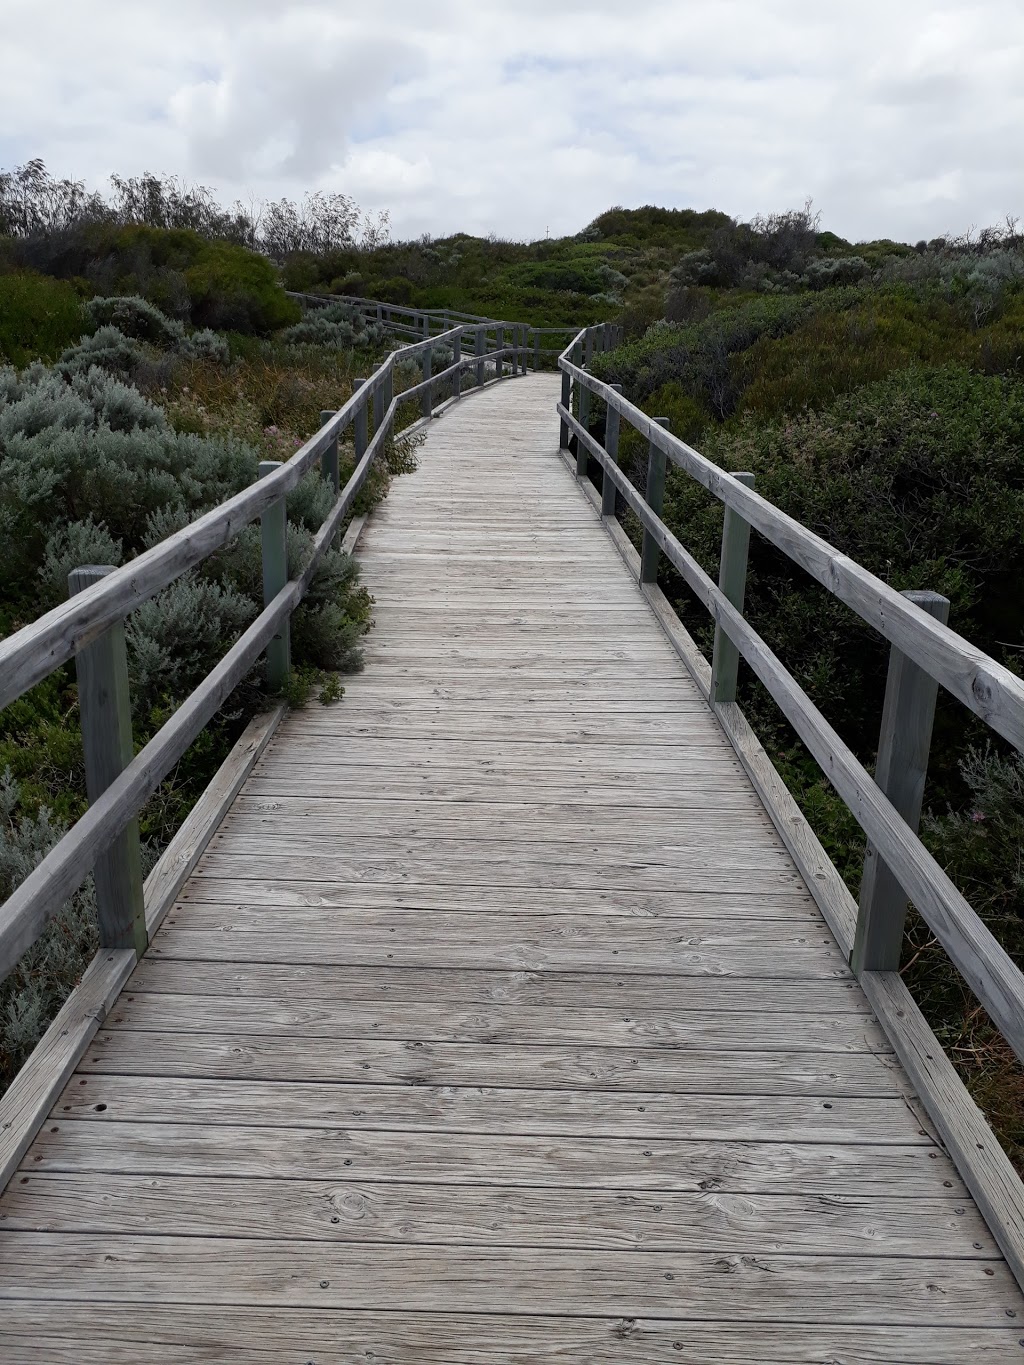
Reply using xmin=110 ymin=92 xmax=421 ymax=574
xmin=3 ymin=0 xmax=1023 ymax=243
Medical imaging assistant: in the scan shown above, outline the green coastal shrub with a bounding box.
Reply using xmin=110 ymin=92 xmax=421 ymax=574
xmin=0 ymin=272 xmax=87 ymax=365
xmin=281 ymin=300 xmax=387 ymax=350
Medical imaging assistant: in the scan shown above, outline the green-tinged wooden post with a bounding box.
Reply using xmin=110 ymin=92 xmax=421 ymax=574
xmin=475 ymin=326 xmax=486 ymax=386
xmin=258 ymin=460 xmax=290 ymax=690
xmin=373 ymin=375 xmax=384 ymax=436
xmin=453 ymin=329 xmax=462 ymax=399
xmin=640 ymin=417 xmax=671 ymax=584
xmin=352 ymin=379 xmax=367 ymax=460
xmin=559 ymin=358 xmax=571 ymax=449
xmin=584 ymin=329 xmax=594 ymax=368
xmin=710 ymin=472 xmax=755 ymax=706
xmin=319 ymin=409 xmax=339 ymax=495
xmin=68 ymin=566 xmax=147 ymax=956
xmin=852 ymin=590 xmax=951 ymax=973
xmin=576 ymin=369 xmax=591 ymax=479
xmin=420 ymin=346 xmax=432 ymax=419
xmin=601 ymin=383 xmax=622 ymax=517
xmin=423 ymin=313 xmax=430 ymax=340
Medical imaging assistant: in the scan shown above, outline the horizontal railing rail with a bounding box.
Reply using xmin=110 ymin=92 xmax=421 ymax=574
xmin=558 ymin=319 xmax=1024 ymax=1284
xmin=287 ymin=290 xmax=601 ymax=362
xmin=558 ymin=323 xmax=1024 ymax=1055
xmin=0 ymin=315 xmax=535 ymax=983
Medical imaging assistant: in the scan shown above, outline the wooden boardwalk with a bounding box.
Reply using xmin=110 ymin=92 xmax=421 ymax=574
xmin=1 ymin=373 xmax=1023 ymax=1361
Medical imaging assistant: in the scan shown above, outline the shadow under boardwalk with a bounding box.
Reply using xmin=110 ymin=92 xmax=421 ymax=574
xmin=1 ymin=373 xmax=1022 ymax=1361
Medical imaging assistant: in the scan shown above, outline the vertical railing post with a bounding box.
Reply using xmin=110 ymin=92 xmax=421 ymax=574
xmin=710 ymin=473 xmax=755 ymax=706
xmin=422 ymin=314 xmax=430 ymax=341
xmin=639 ymin=417 xmax=670 ymax=584
xmin=476 ymin=327 xmax=485 ymax=387
xmin=319 ymin=410 xmax=339 ymax=495
xmin=559 ymin=357 xmax=571 ymax=449
xmin=534 ymin=329 xmax=540 ymax=372
xmin=258 ymin=461 xmax=290 ymax=690
xmin=601 ymin=384 xmax=622 ymax=517
xmin=382 ymin=363 xmax=393 ymax=437
xmin=68 ymin=566 xmax=147 ymax=957
xmin=495 ymin=325 xmax=504 ymax=380
xmin=420 ymin=346 xmax=432 ymax=419
xmin=584 ymin=329 xmax=594 ymax=368
xmin=852 ymin=590 xmax=951 ymax=973
xmin=373 ymin=376 xmax=384 ymax=437
xmin=352 ymin=379 xmax=367 ymax=460
xmin=453 ymin=328 xmax=462 ymax=399
xmin=576 ymin=365 xmax=590 ymax=479
xmin=510 ymin=325 xmax=518 ymax=377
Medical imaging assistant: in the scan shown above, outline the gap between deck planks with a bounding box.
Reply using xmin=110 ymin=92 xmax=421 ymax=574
xmin=3 ymin=372 xmax=1022 ymax=1358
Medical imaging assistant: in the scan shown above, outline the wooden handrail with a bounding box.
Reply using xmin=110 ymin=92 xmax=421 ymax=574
xmin=558 ymin=324 xmax=1024 ymax=1064
xmin=562 ymin=340 xmax=1024 ymax=753
xmin=0 ymin=317 xmax=531 ymax=982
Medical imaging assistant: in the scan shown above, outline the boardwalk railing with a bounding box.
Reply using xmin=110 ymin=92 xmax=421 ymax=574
xmin=289 ymin=290 xmax=599 ymax=368
xmin=0 ymin=319 xmax=533 ymax=1005
xmin=559 ymin=322 xmax=1024 ymax=1282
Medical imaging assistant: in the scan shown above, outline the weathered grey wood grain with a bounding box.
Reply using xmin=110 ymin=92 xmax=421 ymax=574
xmin=2 ymin=1171 xmax=992 ymax=1257
xmin=854 ymin=590 xmax=950 ymax=972
xmin=68 ymin=567 xmax=146 ymax=954
xmin=1 ymin=1307 xmax=1019 ymax=1365
xmin=103 ymin=992 xmax=890 ymax=1053
xmin=78 ymin=1029 xmax=905 ymax=1096
xmin=127 ymin=959 xmax=864 ymax=1012
xmin=1 ymin=1234 xmax=1017 ymax=1323
xmin=47 ymin=1071 xmax=938 ymax=1142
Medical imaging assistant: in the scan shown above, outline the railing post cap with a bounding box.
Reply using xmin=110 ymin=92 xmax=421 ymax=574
xmin=258 ymin=460 xmax=282 ymax=477
xmin=68 ymin=565 xmax=117 ymax=594
xmin=902 ymin=589 xmax=951 ymax=615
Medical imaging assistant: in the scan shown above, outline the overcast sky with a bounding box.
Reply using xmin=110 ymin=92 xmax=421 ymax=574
xmin=2 ymin=0 xmax=1022 ymax=245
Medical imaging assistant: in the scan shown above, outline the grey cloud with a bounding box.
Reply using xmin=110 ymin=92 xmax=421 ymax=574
xmin=4 ymin=0 xmax=1023 ymax=244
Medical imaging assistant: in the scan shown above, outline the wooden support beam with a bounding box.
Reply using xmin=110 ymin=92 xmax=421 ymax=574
xmin=640 ymin=418 xmax=670 ymax=585
xmin=710 ymin=472 xmax=755 ymax=706
xmin=475 ymin=327 xmax=485 ymax=387
xmin=853 ymin=590 xmax=951 ymax=973
xmin=257 ymin=462 xmax=290 ymax=690
xmin=453 ymin=330 xmax=462 ymax=399
xmin=67 ymin=567 xmax=146 ymax=956
xmin=559 ymin=363 xmax=571 ymax=449
xmin=318 ymin=410 xmax=338 ymax=495
xmin=601 ymin=384 xmax=622 ymax=518
xmin=576 ymin=355 xmax=590 ymax=480
xmin=352 ymin=380 xmax=367 ymax=461
xmin=420 ymin=349 xmax=432 ymax=419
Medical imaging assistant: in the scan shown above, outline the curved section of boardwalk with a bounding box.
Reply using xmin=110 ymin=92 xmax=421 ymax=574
xmin=1 ymin=374 xmax=1022 ymax=1360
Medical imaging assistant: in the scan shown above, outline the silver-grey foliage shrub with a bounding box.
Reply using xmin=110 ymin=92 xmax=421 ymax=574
xmin=38 ymin=517 xmax=124 ymax=607
xmin=0 ymin=361 xmax=256 ymax=591
xmin=85 ymin=295 xmax=185 ymax=348
xmin=281 ymin=300 xmax=388 ymax=350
